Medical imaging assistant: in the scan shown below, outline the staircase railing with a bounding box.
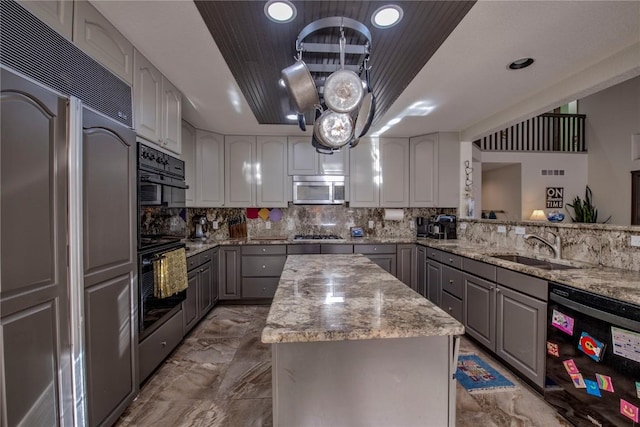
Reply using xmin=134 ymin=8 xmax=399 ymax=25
xmin=475 ymin=113 xmax=586 ymax=152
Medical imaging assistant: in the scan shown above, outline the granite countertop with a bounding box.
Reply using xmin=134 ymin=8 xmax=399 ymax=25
xmin=261 ymin=254 xmax=465 ymax=344
xmin=415 ymin=239 xmax=640 ymax=306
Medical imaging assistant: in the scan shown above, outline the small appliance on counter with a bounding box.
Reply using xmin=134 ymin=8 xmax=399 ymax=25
xmin=417 ymin=214 xmax=457 ymax=239
xmin=192 ymin=215 xmax=207 ymax=240
xmin=350 ymin=226 xmax=363 ymax=238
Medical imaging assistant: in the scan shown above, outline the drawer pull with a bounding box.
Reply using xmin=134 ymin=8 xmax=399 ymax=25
xmin=262 ymin=248 xmax=266 ymax=252
xmin=449 ymin=258 xmax=453 ymax=263
xmin=448 ymin=307 xmax=453 ymax=312
xmin=161 ymin=341 xmax=167 ymax=347
xmin=200 ymin=268 xmax=204 ymax=272
xmin=374 ymin=247 xmax=377 ymax=251
xmin=262 ymin=265 xmax=266 ymax=269
xmin=449 ymin=280 xmax=454 ymax=284
xmin=262 ymin=287 xmax=266 ymax=291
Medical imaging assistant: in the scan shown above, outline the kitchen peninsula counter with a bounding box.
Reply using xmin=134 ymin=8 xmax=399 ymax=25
xmin=262 ymin=254 xmax=463 ymax=427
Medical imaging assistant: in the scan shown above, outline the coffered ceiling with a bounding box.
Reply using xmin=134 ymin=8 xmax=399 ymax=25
xmin=194 ymin=1 xmax=475 ymax=125
xmin=92 ymin=1 xmax=640 ymax=140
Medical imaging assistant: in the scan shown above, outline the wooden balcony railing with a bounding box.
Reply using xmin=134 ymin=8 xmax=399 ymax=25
xmin=475 ymin=113 xmax=587 ymax=152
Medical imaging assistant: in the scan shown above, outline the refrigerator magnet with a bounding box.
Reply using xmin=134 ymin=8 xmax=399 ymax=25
xmin=563 ymin=359 xmax=580 ymax=375
xmin=546 ymin=341 xmax=560 ymax=357
xmin=611 ymin=326 xmax=640 ymax=363
xmin=595 ymin=373 xmax=614 ymax=392
xmin=578 ymin=332 xmax=606 ymax=362
xmin=551 ymin=309 xmax=575 ymax=335
xmin=621 ymin=399 xmax=639 ymax=423
xmin=584 ymin=379 xmax=602 ymax=397
xmin=570 ymin=373 xmax=586 ymax=388
xmin=635 ymin=381 xmax=640 ymax=399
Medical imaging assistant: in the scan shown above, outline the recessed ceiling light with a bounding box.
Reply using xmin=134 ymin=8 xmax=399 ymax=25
xmin=371 ymin=5 xmax=403 ymax=29
xmin=508 ymin=57 xmax=535 ymax=70
xmin=264 ymin=0 xmax=296 ymax=23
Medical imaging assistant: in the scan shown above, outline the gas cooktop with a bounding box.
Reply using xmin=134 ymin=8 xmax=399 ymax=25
xmin=293 ymin=234 xmax=345 ymax=241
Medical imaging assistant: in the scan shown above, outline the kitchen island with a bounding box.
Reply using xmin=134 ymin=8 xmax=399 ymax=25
xmin=261 ymin=254 xmax=465 ymax=427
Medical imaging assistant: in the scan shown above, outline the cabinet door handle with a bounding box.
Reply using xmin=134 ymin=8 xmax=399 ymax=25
xmin=161 ymin=341 xmax=167 ymax=347
xmin=200 ymin=268 xmax=204 ymax=272
xmin=496 ymin=288 xmax=501 ymax=293
xmin=490 ymin=286 xmax=494 ymax=291
xmin=449 ymin=279 xmax=454 ymax=284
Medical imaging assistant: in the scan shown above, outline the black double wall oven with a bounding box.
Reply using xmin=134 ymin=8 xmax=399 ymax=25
xmin=137 ymin=143 xmax=188 ymax=340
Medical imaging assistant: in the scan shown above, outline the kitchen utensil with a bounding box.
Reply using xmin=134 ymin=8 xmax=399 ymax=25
xmin=281 ymin=54 xmax=319 ymax=113
xmin=314 ymin=109 xmax=354 ymax=149
xmin=297 ymin=113 xmax=306 ymax=131
xmin=323 ymin=34 xmax=364 ymax=114
xmin=354 ymin=64 xmax=375 ymax=139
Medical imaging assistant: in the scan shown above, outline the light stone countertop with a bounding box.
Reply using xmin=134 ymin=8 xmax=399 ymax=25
xmin=183 ymin=237 xmax=640 ymax=306
xmin=416 ymin=239 xmax=640 ymax=306
xmin=261 ymin=254 xmax=465 ymax=344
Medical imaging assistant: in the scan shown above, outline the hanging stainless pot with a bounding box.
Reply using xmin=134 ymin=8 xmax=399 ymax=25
xmin=314 ymin=109 xmax=354 ymax=149
xmin=281 ymin=56 xmax=319 ymax=113
xmin=354 ymin=65 xmax=376 ymax=139
xmin=323 ymin=35 xmax=364 ymax=114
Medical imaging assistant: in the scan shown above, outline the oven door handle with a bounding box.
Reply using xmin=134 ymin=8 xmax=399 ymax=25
xmin=140 ymin=174 xmax=188 ymax=190
xmin=142 ymin=254 xmax=167 ymax=266
xmin=550 ymin=292 xmax=640 ymax=331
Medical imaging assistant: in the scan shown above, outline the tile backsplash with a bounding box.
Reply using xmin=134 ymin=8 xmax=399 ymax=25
xmin=140 ymin=205 xmax=457 ymax=240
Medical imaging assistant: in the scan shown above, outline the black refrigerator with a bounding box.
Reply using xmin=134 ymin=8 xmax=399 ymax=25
xmin=545 ymin=283 xmax=640 ymax=426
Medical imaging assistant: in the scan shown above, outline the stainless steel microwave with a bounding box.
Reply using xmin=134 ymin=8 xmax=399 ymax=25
xmin=293 ymin=176 xmax=346 ymax=205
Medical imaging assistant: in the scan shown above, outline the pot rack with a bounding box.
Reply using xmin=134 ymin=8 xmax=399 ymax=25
xmin=294 ymin=16 xmax=372 ymax=97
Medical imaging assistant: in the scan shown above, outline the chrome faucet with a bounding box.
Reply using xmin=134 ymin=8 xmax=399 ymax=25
xmin=524 ymin=231 xmax=562 ymax=259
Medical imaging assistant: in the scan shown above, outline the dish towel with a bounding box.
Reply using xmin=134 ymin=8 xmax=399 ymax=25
xmin=153 ymin=248 xmax=188 ymax=299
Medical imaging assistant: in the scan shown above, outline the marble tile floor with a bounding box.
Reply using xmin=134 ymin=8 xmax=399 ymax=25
xmin=116 ymin=305 xmax=570 ymax=427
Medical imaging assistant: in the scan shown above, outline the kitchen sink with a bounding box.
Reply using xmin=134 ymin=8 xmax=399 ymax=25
xmin=490 ymin=254 xmax=578 ymax=270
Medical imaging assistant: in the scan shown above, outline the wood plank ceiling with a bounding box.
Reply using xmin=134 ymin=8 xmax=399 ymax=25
xmin=195 ymin=1 xmax=476 ymax=126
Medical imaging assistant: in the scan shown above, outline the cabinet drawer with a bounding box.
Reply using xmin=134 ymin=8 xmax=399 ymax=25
xmin=242 ymin=255 xmax=286 ymax=277
xmin=321 ymin=244 xmax=354 ymax=254
xmin=242 ymin=245 xmax=286 ymax=255
xmin=287 ymin=244 xmax=320 ymax=254
xmin=187 ymin=253 xmax=201 ymax=270
xmin=139 ymin=310 xmax=183 ymax=382
xmin=463 ymin=258 xmax=497 ymax=282
xmin=354 ymin=244 xmax=396 ymax=254
xmin=440 ymin=252 xmax=463 ymax=269
xmin=497 ymin=268 xmax=547 ymax=301
xmin=441 ymin=265 xmax=464 ymax=299
xmin=440 ymin=291 xmax=463 ymax=323
xmin=242 ymin=277 xmax=279 ymax=298
xmin=200 ymin=249 xmax=214 ymax=264
xmin=426 ymin=248 xmax=442 ymax=261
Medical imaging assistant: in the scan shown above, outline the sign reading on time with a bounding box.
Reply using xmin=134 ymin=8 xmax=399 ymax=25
xmin=546 ymin=187 xmax=564 ymax=208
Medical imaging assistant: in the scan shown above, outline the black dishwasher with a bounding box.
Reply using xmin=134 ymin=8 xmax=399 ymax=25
xmin=545 ymin=282 xmax=640 ymax=426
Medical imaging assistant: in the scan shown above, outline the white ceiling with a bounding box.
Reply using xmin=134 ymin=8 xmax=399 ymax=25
xmin=93 ymin=0 xmax=640 ymax=140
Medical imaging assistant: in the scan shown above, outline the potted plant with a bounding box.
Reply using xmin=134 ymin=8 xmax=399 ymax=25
xmin=565 ymin=185 xmax=611 ymax=223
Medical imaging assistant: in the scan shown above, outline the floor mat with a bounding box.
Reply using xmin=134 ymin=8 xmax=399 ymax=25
xmin=455 ymin=354 xmax=516 ymax=393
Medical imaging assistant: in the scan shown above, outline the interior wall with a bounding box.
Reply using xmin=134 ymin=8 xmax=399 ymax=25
xmin=482 ymin=164 xmax=521 ymax=221
xmin=580 ymin=76 xmax=640 ymax=226
xmin=481 ymin=152 xmax=588 ymax=221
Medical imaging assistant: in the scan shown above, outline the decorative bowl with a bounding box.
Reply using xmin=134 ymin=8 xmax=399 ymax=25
xmin=547 ymin=211 xmax=565 ymax=222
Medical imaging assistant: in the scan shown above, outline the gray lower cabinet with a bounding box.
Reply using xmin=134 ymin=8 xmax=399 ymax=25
xmin=321 ymin=244 xmax=353 ymax=254
xmin=463 ymin=273 xmax=496 ymax=349
xmin=241 ymin=245 xmax=286 ymax=299
xmin=288 ymin=244 xmax=321 ymax=254
xmin=496 ymin=269 xmax=548 ymax=389
xmin=426 ymin=260 xmax=441 ymax=305
xmin=354 ymin=244 xmax=397 ymax=276
xmin=219 ymin=246 xmax=242 ymax=300
xmin=396 ymin=244 xmax=417 ymax=291
xmin=416 ymin=246 xmax=426 ymax=297
xmin=183 ymin=249 xmax=218 ymax=335
xmin=138 ymin=310 xmax=183 ymax=383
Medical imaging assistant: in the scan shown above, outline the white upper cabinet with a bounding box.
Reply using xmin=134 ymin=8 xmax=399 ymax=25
xmin=409 ymin=134 xmax=439 ymax=207
xmin=257 ymin=136 xmax=288 ymax=207
xmin=181 ymin=121 xmax=196 ymax=206
xmin=73 ymin=0 xmax=133 ymax=84
xmin=161 ymin=78 xmax=182 ymax=154
xmin=196 ymin=129 xmax=225 ymax=207
xmin=379 ymin=138 xmax=410 ymax=207
xmin=133 ymin=49 xmax=182 ymax=154
xmin=134 ymin=50 xmax=162 ymax=144
xmin=288 ymin=136 xmax=349 ymax=175
xmin=18 ymin=0 xmax=73 ymax=39
xmin=225 ymin=136 xmax=256 ymax=207
xmin=350 ymin=138 xmax=409 ymax=207
xmin=349 ymin=138 xmax=379 ymax=207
